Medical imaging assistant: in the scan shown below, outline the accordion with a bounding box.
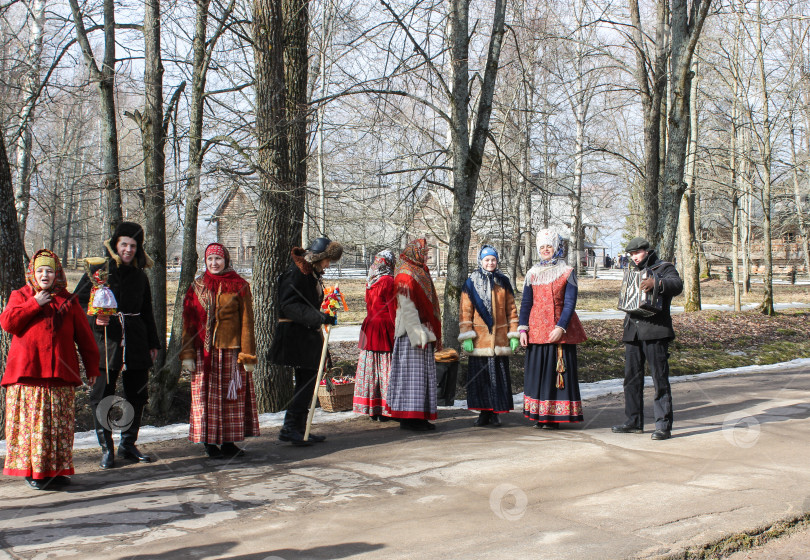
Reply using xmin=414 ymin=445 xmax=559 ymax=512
xmin=618 ymin=268 xmax=662 ymax=317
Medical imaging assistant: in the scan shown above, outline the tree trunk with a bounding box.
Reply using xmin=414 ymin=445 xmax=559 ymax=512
xmin=791 ymin=113 xmax=810 ymax=279
xmin=441 ymin=0 xmax=506 ymax=349
xmin=658 ymin=0 xmax=712 ymax=260
xmin=629 ymin=0 xmax=667 ymax=243
xmin=755 ymin=0 xmax=774 ymax=316
xmin=678 ymin=63 xmax=700 ymax=312
xmin=14 ymin=0 xmax=46 ymax=246
xmin=153 ymin=0 xmax=232 ymax=416
xmin=69 ymin=0 xmax=123 ymax=235
xmin=0 ymin=134 xmax=27 ymax=435
xmin=142 ymin=0 xmax=167 ymax=381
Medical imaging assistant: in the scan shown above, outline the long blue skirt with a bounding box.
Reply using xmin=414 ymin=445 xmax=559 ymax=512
xmin=465 ymin=356 xmax=514 ymax=413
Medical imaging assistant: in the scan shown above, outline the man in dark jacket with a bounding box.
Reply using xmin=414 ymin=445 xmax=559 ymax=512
xmin=75 ymin=222 xmax=161 ymax=468
xmin=612 ymin=237 xmax=683 ymax=440
xmin=269 ymin=237 xmax=343 ymax=445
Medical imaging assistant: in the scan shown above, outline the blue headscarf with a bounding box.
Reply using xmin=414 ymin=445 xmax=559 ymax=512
xmin=462 ymin=245 xmax=514 ymax=332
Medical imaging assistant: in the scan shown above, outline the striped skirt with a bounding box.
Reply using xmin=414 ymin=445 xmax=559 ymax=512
xmin=385 ymin=336 xmax=437 ymax=420
xmin=353 ymin=350 xmax=392 ymax=417
xmin=466 ymin=356 xmax=514 ymax=413
xmin=4 ymin=384 xmax=75 ymax=479
xmin=189 ymin=348 xmax=260 ymax=444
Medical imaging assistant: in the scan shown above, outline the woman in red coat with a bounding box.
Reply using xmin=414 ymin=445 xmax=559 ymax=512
xmin=1 ymin=249 xmax=100 ymax=490
xmin=353 ymin=250 xmax=396 ymax=420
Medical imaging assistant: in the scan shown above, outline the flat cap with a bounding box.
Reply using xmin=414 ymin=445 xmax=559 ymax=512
xmin=625 ymin=237 xmax=651 ymax=252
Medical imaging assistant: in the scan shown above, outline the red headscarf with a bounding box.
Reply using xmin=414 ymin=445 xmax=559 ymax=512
xmin=395 ymin=239 xmax=442 ymax=346
xmin=183 ymin=243 xmax=249 ymax=356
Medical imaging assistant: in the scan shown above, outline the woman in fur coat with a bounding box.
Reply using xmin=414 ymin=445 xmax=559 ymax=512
xmin=181 ymin=243 xmax=259 ymax=458
xmin=458 ymin=245 xmax=519 ymax=427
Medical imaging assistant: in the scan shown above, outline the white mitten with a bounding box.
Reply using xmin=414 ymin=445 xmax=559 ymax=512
xmin=181 ymin=359 xmax=196 ymax=372
xmin=242 ymin=363 xmax=255 ymax=373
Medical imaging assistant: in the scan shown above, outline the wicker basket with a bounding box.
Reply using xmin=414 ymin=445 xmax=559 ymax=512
xmin=317 ymin=370 xmax=355 ymax=412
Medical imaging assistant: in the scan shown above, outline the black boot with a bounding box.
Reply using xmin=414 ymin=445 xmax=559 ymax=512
xmin=118 ymin=405 xmax=152 ymax=463
xmin=96 ymin=428 xmax=115 ymax=469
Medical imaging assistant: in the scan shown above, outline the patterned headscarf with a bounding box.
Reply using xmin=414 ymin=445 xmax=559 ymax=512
xmin=27 ymin=249 xmax=68 ymax=295
xmin=536 ymin=228 xmax=565 ymax=266
xmin=395 ymin=239 xmax=442 ymax=345
xmin=463 ymin=245 xmax=513 ymax=331
xmin=367 ymin=250 xmax=395 ymax=289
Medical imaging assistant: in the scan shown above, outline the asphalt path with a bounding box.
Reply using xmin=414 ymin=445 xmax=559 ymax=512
xmin=2 ymin=364 xmax=810 ymax=559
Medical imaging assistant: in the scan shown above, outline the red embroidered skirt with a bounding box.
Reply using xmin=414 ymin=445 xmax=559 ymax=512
xmin=353 ymin=349 xmax=392 ymax=416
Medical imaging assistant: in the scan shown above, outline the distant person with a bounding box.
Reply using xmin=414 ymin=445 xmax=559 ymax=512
xmin=353 ymin=250 xmax=396 ymax=421
xmin=181 ymin=243 xmax=259 ymax=459
xmin=75 ymin=222 xmax=161 ymax=469
xmin=1 ymin=250 xmax=100 ymax=490
xmin=612 ymin=237 xmax=683 ymax=440
xmin=386 ymin=239 xmax=441 ymax=431
xmin=519 ymin=229 xmax=587 ymax=429
xmin=458 ymin=245 xmax=519 ymax=427
xmin=269 ymin=237 xmax=343 ymax=445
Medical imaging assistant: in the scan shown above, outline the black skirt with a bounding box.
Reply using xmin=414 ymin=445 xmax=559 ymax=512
xmin=523 ymin=343 xmax=583 ymax=423
xmin=465 ymin=356 xmax=514 ymax=413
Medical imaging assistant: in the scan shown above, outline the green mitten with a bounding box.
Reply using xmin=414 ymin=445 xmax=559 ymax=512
xmin=510 ymin=337 xmax=519 ymax=352
xmin=462 ymin=339 xmax=474 ymax=353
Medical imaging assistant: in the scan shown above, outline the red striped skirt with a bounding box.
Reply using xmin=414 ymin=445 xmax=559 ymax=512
xmin=4 ymin=384 xmax=75 ymax=479
xmin=353 ymin=350 xmax=392 ymax=416
xmin=189 ymin=348 xmax=260 ymax=444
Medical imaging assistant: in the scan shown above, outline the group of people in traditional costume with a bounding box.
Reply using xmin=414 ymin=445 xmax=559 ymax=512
xmin=1 ymin=220 xmax=681 ymax=489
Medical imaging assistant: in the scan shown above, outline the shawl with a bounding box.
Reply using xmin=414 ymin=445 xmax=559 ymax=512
xmin=463 ymin=246 xmax=513 ymax=331
xmin=395 ymin=239 xmax=441 ymax=342
xmin=185 ymin=243 xmax=248 ymax=355
xmin=366 ymin=250 xmax=395 ymax=289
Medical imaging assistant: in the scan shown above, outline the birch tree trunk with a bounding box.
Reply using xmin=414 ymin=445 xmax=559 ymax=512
xmin=14 ymin=0 xmax=46 ymax=245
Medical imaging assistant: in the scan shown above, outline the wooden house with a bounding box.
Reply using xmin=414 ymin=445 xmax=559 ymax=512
xmin=210 ymin=185 xmax=258 ymax=267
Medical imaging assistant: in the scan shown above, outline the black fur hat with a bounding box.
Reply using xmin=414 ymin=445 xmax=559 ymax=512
xmin=305 ymin=236 xmax=343 ymax=263
xmin=106 ymin=221 xmax=152 ymax=268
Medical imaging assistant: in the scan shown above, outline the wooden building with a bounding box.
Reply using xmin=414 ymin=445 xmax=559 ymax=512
xmin=210 ymin=185 xmax=258 ymax=267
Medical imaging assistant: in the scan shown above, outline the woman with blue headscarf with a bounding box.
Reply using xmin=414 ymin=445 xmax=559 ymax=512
xmin=458 ymin=245 xmax=520 ymax=427
xmin=518 ymin=229 xmax=587 ymax=428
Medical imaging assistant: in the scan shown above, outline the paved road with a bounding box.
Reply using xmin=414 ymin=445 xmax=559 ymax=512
xmin=1 ymin=365 xmax=809 ymax=560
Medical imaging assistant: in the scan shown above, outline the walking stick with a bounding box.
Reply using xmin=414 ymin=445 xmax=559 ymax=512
xmin=104 ymin=325 xmax=110 ymax=384
xmin=303 ymin=323 xmax=332 ymax=442
xmin=303 ymin=282 xmax=347 ymax=441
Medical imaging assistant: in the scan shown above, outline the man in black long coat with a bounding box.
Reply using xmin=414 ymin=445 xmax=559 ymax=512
xmin=269 ymin=237 xmax=343 ymax=445
xmin=75 ymin=222 xmax=161 ymax=468
xmin=612 ymin=237 xmax=683 ymax=440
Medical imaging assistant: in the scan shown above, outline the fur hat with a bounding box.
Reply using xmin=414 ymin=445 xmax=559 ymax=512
xmin=305 ymin=237 xmax=343 ymax=263
xmin=105 ymin=221 xmax=153 ymax=268
xmin=625 ymin=237 xmax=651 ymax=253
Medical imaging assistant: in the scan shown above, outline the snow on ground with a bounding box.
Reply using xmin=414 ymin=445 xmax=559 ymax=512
xmin=3 ymin=357 xmax=808 ymax=455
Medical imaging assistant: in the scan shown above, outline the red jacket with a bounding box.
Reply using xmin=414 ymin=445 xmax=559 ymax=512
xmin=359 ymin=275 xmax=396 ymax=352
xmin=0 ymin=285 xmax=100 ymax=387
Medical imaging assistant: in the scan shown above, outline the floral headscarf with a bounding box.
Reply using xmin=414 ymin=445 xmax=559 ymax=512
xmin=27 ymin=249 xmax=68 ymax=295
xmin=366 ymin=250 xmax=395 ymax=289
xmin=394 ymin=239 xmax=442 ymax=345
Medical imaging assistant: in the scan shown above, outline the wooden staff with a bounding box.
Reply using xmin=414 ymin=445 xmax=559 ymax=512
xmin=304 ymin=323 xmax=332 ymax=441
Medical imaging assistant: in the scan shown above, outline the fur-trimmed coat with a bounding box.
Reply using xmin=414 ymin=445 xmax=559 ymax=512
xmin=180 ymin=284 xmax=257 ymax=365
xmin=394 ymin=294 xmax=437 ymax=348
xmin=457 ymin=284 xmax=519 ymax=356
